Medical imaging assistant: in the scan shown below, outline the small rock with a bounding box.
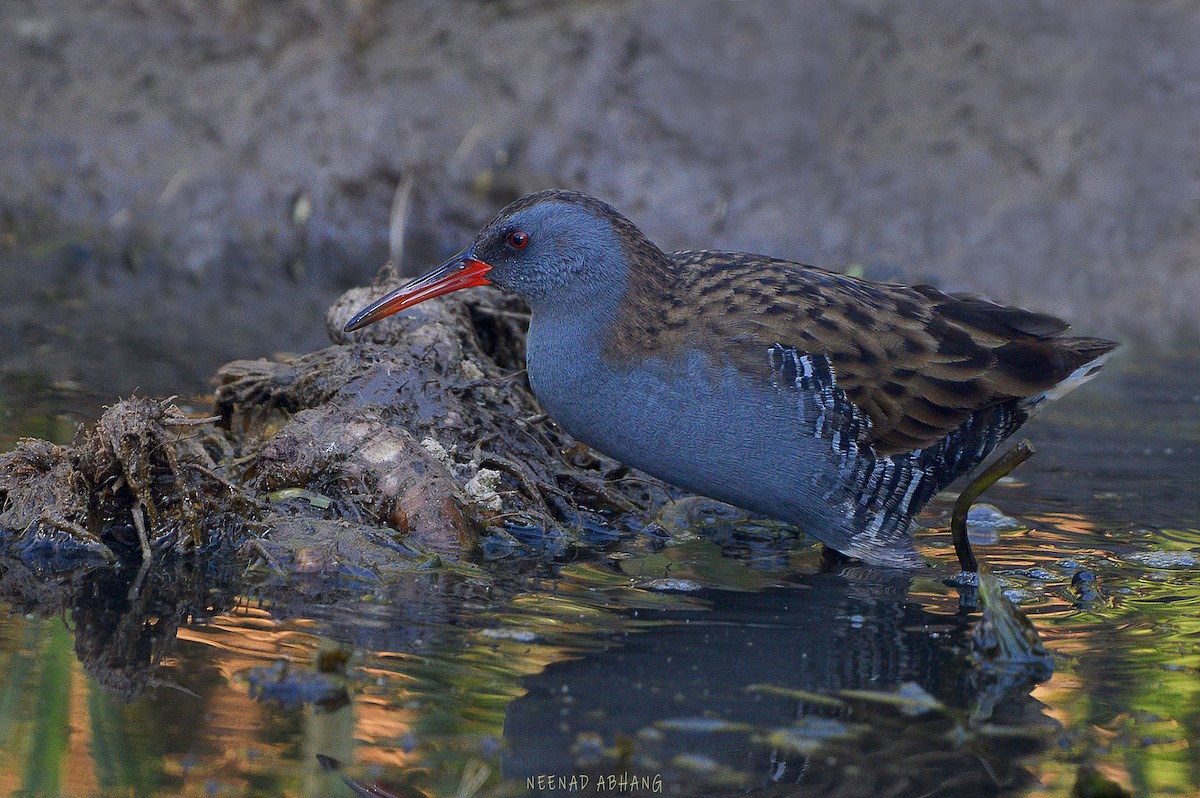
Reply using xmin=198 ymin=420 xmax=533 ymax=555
xmin=464 ymin=467 xmax=503 ymax=511
xmin=966 ymin=504 xmax=1026 ymax=545
xmin=1002 ymin=588 xmax=1031 ymax=605
xmin=1126 ymin=550 xmax=1197 ymax=570
xmin=1070 ymin=571 xmax=1097 ymax=587
xmin=419 ymin=437 xmax=454 ymax=466
xmin=480 ymin=627 xmax=539 ymax=643
xmin=644 ymin=578 xmax=702 ymax=592
xmin=1070 ymin=571 xmax=1103 ymax=606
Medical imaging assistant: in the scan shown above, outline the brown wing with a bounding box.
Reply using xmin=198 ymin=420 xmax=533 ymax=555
xmin=613 ymin=251 xmax=1116 ymax=457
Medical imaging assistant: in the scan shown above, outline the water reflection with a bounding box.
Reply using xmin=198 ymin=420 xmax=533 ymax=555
xmin=504 ymin=568 xmax=1051 ymax=796
xmin=0 ymin=547 xmax=1056 ymax=797
xmin=0 ymin=354 xmax=1196 ymax=796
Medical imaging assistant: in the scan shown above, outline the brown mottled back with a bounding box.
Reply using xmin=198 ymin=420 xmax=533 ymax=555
xmin=604 ymin=250 xmax=1116 ymax=456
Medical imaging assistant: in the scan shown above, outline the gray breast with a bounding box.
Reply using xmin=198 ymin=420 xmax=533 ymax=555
xmin=526 ymin=318 xmax=926 ymax=568
xmin=528 ymin=329 xmax=839 ymax=521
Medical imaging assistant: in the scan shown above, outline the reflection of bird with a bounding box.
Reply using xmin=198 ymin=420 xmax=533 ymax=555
xmin=315 ymin=755 xmax=414 ymax=798
xmin=501 ymin=571 xmax=1050 ymax=794
xmin=346 ymin=191 xmax=1116 ymax=568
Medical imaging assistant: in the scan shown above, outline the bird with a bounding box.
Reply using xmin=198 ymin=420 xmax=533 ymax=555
xmin=345 ymin=190 xmax=1117 ymax=569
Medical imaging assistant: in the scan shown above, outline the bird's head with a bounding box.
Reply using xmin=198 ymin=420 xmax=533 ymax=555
xmin=344 ymin=190 xmax=655 ymax=332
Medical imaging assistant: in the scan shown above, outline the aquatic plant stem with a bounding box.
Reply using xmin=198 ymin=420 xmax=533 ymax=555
xmin=952 ymin=440 xmax=1035 ymax=573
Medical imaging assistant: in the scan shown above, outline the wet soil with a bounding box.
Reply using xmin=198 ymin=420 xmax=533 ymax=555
xmin=0 ymin=270 xmax=670 ymax=576
xmin=3 ymin=0 xmax=1198 ymax=362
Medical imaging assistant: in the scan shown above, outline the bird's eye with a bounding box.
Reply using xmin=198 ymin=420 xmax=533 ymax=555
xmin=506 ymin=230 xmax=529 ymax=250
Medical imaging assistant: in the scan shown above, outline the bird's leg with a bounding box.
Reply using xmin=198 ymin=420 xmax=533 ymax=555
xmin=951 ymin=439 xmax=1036 ymax=580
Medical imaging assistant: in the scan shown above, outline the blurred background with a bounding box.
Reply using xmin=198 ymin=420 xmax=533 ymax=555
xmin=2 ymin=0 xmax=1197 ymax=399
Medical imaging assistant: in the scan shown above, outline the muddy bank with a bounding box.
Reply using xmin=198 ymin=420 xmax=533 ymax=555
xmin=2 ymin=0 xmax=1197 ymax=396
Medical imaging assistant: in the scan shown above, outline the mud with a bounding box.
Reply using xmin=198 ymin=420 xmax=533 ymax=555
xmin=0 ymin=271 xmax=668 ymax=577
xmin=2 ymin=1 xmax=1198 ymax=409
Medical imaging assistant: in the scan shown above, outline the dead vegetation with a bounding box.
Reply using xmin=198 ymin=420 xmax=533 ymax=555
xmin=0 ymin=275 xmax=670 ymax=577
xmin=0 ymin=397 xmax=240 ymax=562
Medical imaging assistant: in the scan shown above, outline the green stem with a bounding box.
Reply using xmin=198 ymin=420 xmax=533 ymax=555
xmin=952 ymin=440 xmax=1035 ymax=573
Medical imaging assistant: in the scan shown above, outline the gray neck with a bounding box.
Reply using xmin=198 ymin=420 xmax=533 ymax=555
xmin=524 ymin=220 xmax=630 ymax=336
xmin=523 ymin=245 xmax=629 ymax=404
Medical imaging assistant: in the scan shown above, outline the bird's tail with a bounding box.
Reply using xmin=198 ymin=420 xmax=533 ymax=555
xmin=1026 ymin=337 xmax=1118 ymax=408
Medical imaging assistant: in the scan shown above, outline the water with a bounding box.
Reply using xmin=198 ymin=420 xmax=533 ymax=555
xmin=0 ymin=353 xmax=1197 ymax=797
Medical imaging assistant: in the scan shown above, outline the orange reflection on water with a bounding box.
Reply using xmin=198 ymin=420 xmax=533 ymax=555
xmin=61 ymin=662 xmax=100 ymax=798
xmin=1031 ymin=671 xmax=1081 ymax=729
xmin=355 ymin=694 xmax=419 ymax=745
xmin=176 ymin=607 xmax=323 ymax=679
xmin=1026 ymin=511 xmax=1100 ymax=539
